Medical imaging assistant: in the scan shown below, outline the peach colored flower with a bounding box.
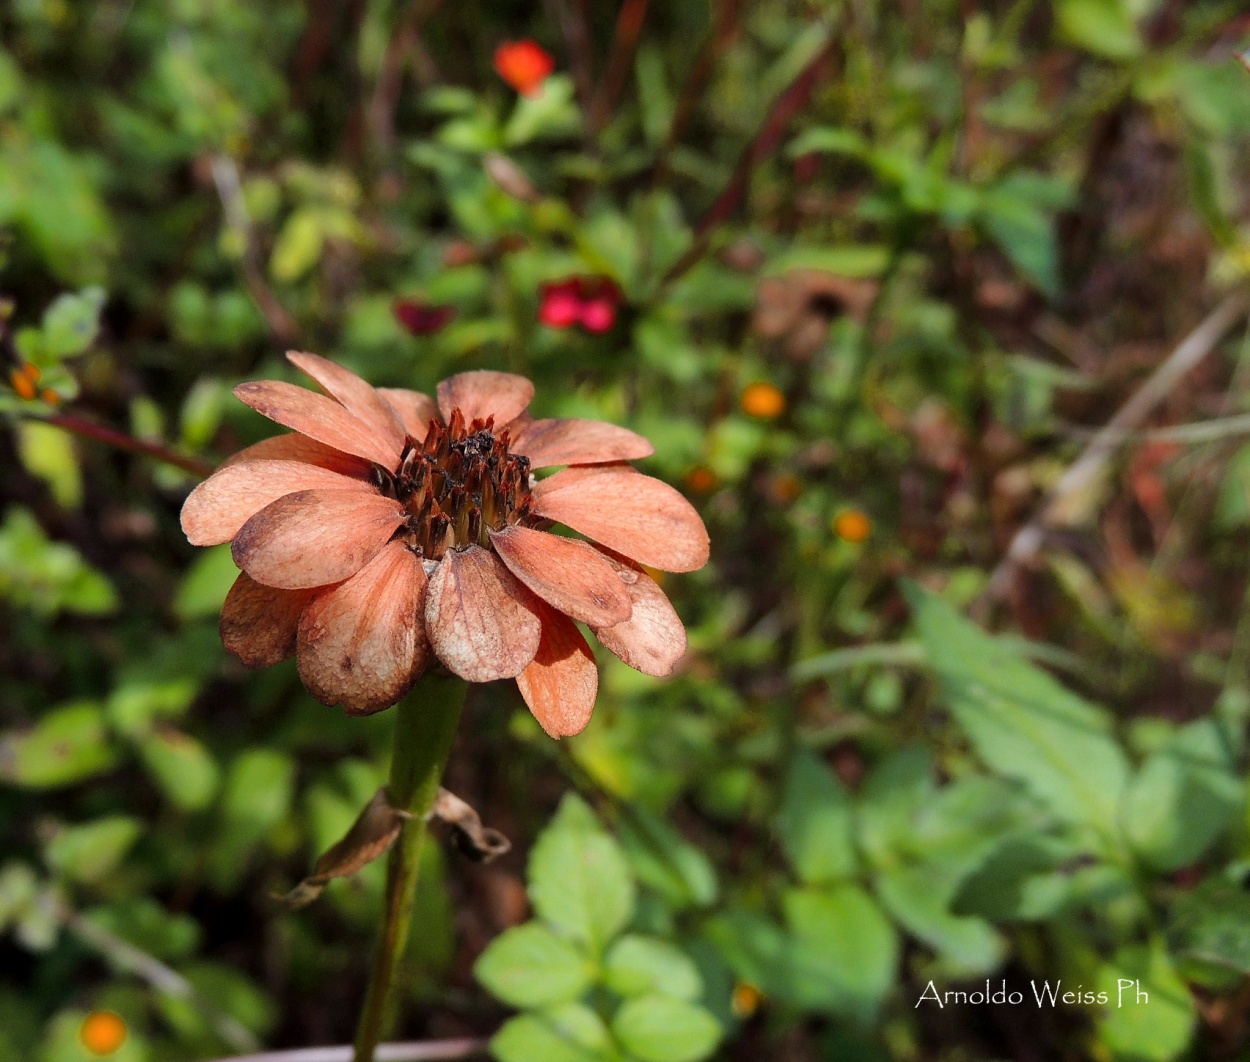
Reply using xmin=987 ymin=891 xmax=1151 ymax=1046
xmin=181 ymin=353 xmax=709 ymax=734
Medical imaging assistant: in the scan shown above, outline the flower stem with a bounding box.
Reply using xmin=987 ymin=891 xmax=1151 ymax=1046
xmin=352 ymin=674 xmax=468 ymax=1062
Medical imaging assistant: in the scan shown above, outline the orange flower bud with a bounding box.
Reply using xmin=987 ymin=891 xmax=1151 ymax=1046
xmin=494 ymin=40 xmax=555 ymax=97
xmin=684 ymin=466 xmax=718 ymax=493
xmin=731 ymin=982 xmax=762 ymax=1018
xmin=833 ymin=508 xmax=871 ymax=543
xmin=740 ymin=382 xmax=785 ymax=419
xmin=40 ymin=388 xmax=62 ymax=405
xmin=10 ymin=364 xmax=37 ymax=401
xmin=80 ymin=1011 xmax=127 ymax=1055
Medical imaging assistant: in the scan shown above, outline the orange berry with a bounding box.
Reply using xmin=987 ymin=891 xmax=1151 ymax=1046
xmin=40 ymin=388 xmax=61 ymax=405
xmin=10 ymin=365 xmax=36 ymax=401
xmin=740 ymin=382 xmax=785 ymax=419
xmin=731 ymin=982 xmax=762 ymax=1018
xmin=685 ymin=466 xmax=718 ymax=493
xmin=770 ymin=472 xmax=802 ymax=503
xmin=80 ymin=1011 xmax=127 ymax=1055
xmin=833 ymin=509 xmax=872 ymax=543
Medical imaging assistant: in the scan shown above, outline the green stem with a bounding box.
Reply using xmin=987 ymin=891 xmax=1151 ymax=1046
xmin=352 ymin=674 xmax=468 ymax=1062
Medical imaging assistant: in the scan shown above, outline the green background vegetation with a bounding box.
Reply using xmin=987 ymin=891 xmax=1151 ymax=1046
xmin=3 ymin=0 xmax=1250 ymax=1059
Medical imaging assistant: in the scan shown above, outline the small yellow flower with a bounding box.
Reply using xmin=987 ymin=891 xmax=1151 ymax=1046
xmin=833 ymin=508 xmax=872 ymax=543
xmin=80 ymin=1011 xmax=127 ymax=1055
xmin=740 ymin=382 xmax=785 ymax=419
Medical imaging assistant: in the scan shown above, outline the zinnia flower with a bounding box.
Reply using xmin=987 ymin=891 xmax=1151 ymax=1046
xmin=181 ymin=353 xmax=708 ymax=735
xmin=538 ymin=277 xmax=623 ymax=334
xmin=494 ymin=40 xmax=555 ymax=97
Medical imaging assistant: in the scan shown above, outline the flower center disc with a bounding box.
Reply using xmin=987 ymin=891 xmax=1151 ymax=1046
xmin=377 ymin=408 xmax=534 ymax=560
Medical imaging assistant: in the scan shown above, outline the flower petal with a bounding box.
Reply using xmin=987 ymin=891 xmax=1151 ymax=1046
xmin=490 ymin=525 xmax=631 ymax=627
xmin=508 ymin=418 xmax=654 ymax=468
xmin=181 ymin=460 xmax=375 ymax=546
xmin=297 ymin=541 xmax=429 ymax=715
xmin=590 ymin=552 xmax=688 ymax=677
xmin=287 ymin=351 xmax=408 ymax=454
xmin=221 ymin=433 xmax=374 ymax=478
xmin=232 ymin=489 xmax=405 ymax=589
xmin=437 ymin=371 xmax=534 ymax=426
xmin=531 ymin=465 xmax=710 ymax=572
xmin=424 ymin=546 xmax=541 ymax=682
xmin=221 ymin=573 xmax=319 ymax=668
xmin=516 ymin=603 xmax=598 ymax=738
xmin=234 ymin=380 xmax=401 ymax=467
xmin=377 ymin=387 xmax=439 ymax=442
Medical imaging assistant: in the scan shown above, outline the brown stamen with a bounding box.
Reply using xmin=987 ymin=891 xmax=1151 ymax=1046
xmin=379 ymin=410 xmax=534 ymax=559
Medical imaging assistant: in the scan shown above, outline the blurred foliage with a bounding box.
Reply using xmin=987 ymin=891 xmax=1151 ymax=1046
xmin=3 ymin=0 xmax=1250 ymax=1060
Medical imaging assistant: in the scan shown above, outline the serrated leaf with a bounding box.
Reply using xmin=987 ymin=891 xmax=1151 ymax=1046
xmin=604 ymin=935 xmax=702 ymax=1001
xmin=490 ymin=1003 xmax=611 ymax=1062
xmin=527 ymin=794 xmax=635 ymax=953
xmin=476 ymin=923 xmax=592 ymax=1008
xmin=611 ymin=995 xmax=721 ymax=1062
xmin=906 ymin=584 xmax=1129 ymax=836
xmin=775 ymin=748 xmax=856 ymax=884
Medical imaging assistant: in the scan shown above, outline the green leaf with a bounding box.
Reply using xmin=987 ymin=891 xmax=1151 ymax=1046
xmin=765 ymin=245 xmax=890 ymax=279
xmin=635 ymin=45 xmax=673 ymax=146
xmin=106 ymin=677 xmax=198 ymax=736
xmin=0 ymin=508 xmax=118 ymax=616
xmin=1123 ymin=720 xmax=1242 ymax=871
xmin=617 ymin=810 xmax=718 ymax=910
xmin=16 ymin=423 xmax=82 ymax=509
xmin=221 ymin=749 xmax=295 ymax=839
xmin=504 ymin=75 xmax=582 ymax=146
xmin=906 ymin=584 xmax=1130 ymax=835
xmin=137 ymin=728 xmax=220 ymax=812
xmin=781 ymin=884 xmax=898 ymax=1018
xmin=491 ymin=1003 xmax=611 ymax=1062
xmin=527 ymin=794 xmax=635 ymax=953
xmin=1168 ymin=877 xmax=1250 ymax=975
xmin=44 ymin=817 xmax=141 ymax=885
xmin=611 ymin=995 xmax=721 ymax=1062
xmin=476 ymin=923 xmax=593 ymax=1008
xmin=269 ymin=207 xmax=325 ymax=282
xmin=0 ymin=701 xmax=117 ymax=788
xmin=1094 ymin=944 xmax=1195 ymax=1062
xmin=775 ymin=748 xmax=857 ymax=884
xmin=40 ymin=286 xmax=105 ymax=358
xmin=604 ymin=935 xmax=702 ymax=1001
xmin=1056 ymin=0 xmax=1142 ymax=61
xmin=950 ymin=834 xmax=1080 ymax=921
xmin=174 ymin=544 xmax=239 ymax=622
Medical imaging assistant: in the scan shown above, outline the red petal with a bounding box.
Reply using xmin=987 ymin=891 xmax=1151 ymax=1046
xmin=424 ymin=546 xmax=541 ymax=682
xmin=221 ymin=433 xmax=374 ymax=478
xmin=181 ymin=460 xmax=374 ymax=546
xmin=590 ymin=552 xmax=688 ymax=677
xmin=232 ymin=489 xmax=405 ymax=589
xmin=436 ymin=371 xmax=534 ymax=426
xmin=234 ymin=381 xmax=401 ymax=467
xmin=516 ymin=604 xmax=598 ymax=738
xmin=377 ymin=387 xmax=439 ymax=442
xmin=531 ymin=465 xmax=710 ymax=572
xmin=220 ymin=573 xmax=319 ymax=668
xmin=297 ymin=542 xmax=429 ymax=715
xmin=286 ymin=351 xmax=407 ymax=454
xmin=490 ymin=525 xmax=631 ymax=627
xmin=509 ymin=418 xmax=654 ymax=468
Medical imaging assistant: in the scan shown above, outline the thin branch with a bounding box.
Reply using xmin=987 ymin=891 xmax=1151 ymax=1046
xmin=368 ymin=0 xmax=443 ymax=156
xmin=981 ymin=286 xmax=1250 ymax=603
xmin=36 ymin=412 xmax=214 ymax=478
xmin=203 ymin=1039 xmax=487 ymax=1062
xmin=588 ymin=0 xmax=650 ymax=135
xmin=659 ymin=31 xmax=839 ymax=288
xmin=545 ymin=0 xmax=596 ymax=112
xmin=1058 ymin=412 xmax=1250 ymax=446
xmin=209 ymin=154 xmax=299 ymax=345
xmin=63 ymin=905 xmax=259 ymax=1053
